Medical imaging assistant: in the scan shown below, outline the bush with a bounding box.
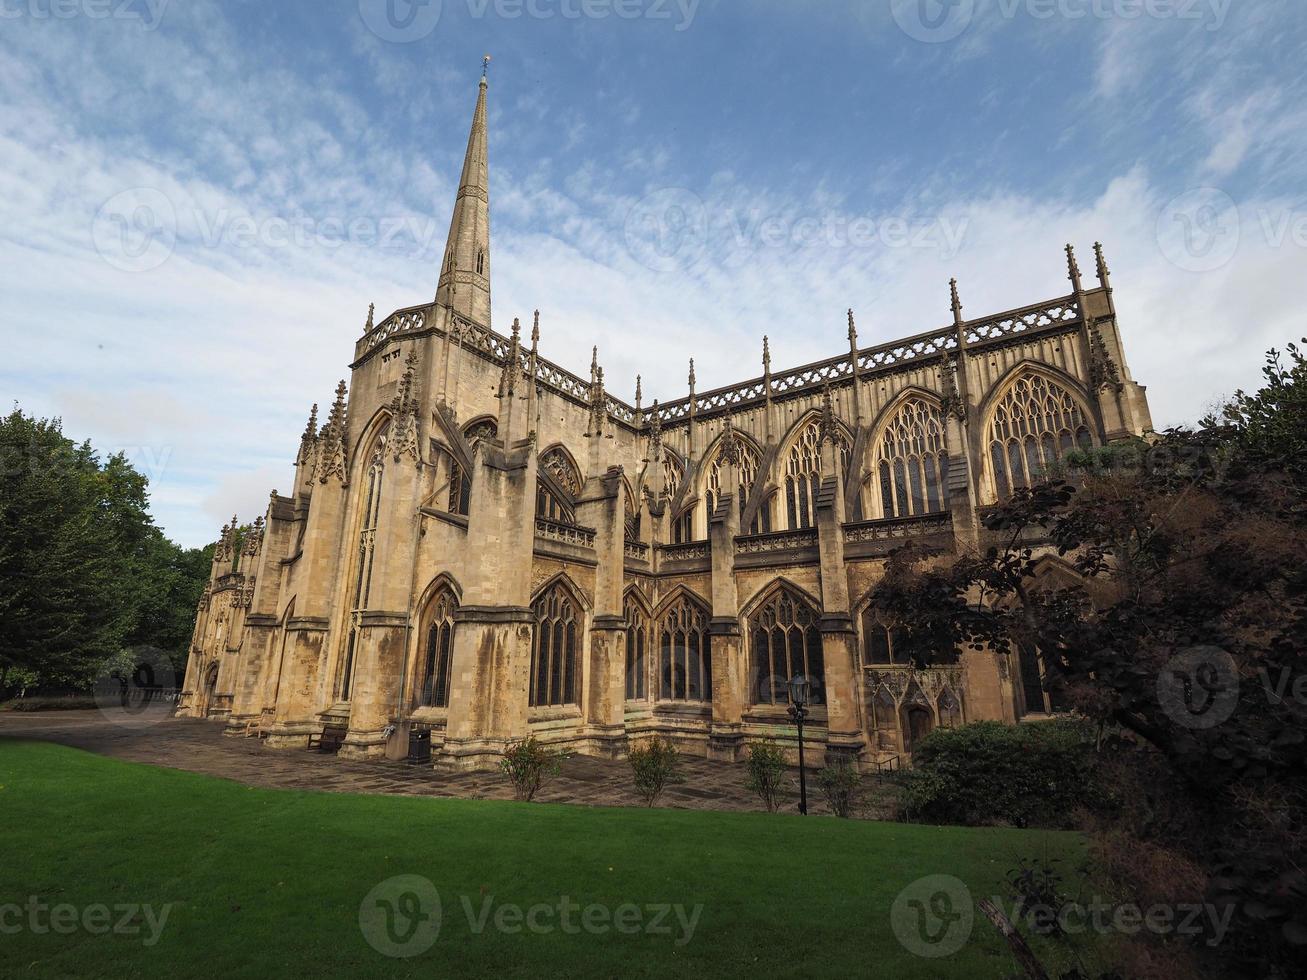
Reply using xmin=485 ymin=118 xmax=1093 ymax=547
xmin=628 ymin=736 xmax=683 ymax=807
xmin=899 ymin=720 xmax=1098 ymax=828
xmin=817 ymin=759 xmax=863 ymax=818
xmin=498 ymin=736 xmax=564 ymax=802
xmin=745 ymin=738 xmax=789 ymax=812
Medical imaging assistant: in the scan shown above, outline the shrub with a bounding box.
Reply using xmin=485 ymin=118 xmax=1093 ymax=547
xmin=899 ymin=720 xmax=1097 ymax=828
xmin=498 ymin=736 xmax=563 ymax=802
xmin=817 ymin=758 xmax=863 ymax=818
xmin=745 ymin=738 xmax=789 ymax=812
xmin=628 ymin=736 xmax=683 ymax=807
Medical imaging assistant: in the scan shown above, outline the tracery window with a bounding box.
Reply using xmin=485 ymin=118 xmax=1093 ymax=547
xmin=671 ymin=507 xmax=696 ymax=544
xmin=861 ymin=607 xmax=957 ymax=667
xmin=444 ymin=420 xmax=497 ymax=517
xmin=750 ymin=586 xmax=826 ymax=706
xmin=624 ymin=496 xmax=641 ymax=541
xmin=657 ymin=596 xmax=710 ymax=702
xmin=538 ymin=447 xmax=581 ymax=523
xmin=1016 ymin=643 xmax=1067 ymax=716
xmin=530 ymin=583 xmax=579 ymax=708
xmin=624 ymin=593 xmax=649 ymax=701
xmin=784 ymin=419 xmax=847 ymax=530
xmin=465 ymin=418 xmax=498 ymax=445
xmin=871 ymin=399 xmax=950 ymax=519
xmin=418 ymin=588 xmax=458 ymax=707
xmin=662 ymin=453 xmax=683 ymax=498
xmin=862 ymin=607 xmax=908 ymax=665
xmin=339 ymin=427 xmax=388 ymax=701
xmin=706 ymin=438 xmax=770 ymax=533
xmin=986 ymin=374 xmax=1094 ymax=499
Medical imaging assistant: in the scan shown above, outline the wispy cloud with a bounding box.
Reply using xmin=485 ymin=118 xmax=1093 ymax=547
xmin=2 ymin=1 xmax=1304 ymax=546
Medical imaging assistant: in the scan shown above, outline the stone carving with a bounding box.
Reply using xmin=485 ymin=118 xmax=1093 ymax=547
xmin=315 ymin=381 xmax=349 ymax=484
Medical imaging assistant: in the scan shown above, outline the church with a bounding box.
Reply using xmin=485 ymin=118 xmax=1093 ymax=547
xmin=177 ymin=69 xmax=1154 ymax=771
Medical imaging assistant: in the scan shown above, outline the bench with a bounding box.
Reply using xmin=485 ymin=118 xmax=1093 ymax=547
xmin=306 ymin=722 xmax=348 ymax=753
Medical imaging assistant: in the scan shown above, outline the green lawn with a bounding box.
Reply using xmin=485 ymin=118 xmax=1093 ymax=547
xmin=0 ymin=741 xmax=1104 ymax=978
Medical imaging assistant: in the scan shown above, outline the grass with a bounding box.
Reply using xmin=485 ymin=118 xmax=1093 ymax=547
xmin=0 ymin=741 xmax=1104 ymax=978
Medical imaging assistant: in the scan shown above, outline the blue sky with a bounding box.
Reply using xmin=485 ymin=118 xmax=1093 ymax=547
xmin=3 ymin=0 xmax=1305 ymax=546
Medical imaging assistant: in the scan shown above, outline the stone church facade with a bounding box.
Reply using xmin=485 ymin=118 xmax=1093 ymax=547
xmin=177 ymin=73 xmax=1154 ymax=770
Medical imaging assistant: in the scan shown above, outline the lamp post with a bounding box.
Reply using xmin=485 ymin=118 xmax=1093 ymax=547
xmin=788 ymin=674 xmax=811 ymax=816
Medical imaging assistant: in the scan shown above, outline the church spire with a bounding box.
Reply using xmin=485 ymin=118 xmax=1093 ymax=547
xmin=435 ymin=64 xmax=491 ymax=327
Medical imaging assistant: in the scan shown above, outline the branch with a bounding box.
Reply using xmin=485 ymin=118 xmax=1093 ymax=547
xmin=977 ymin=898 xmax=1051 ymax=980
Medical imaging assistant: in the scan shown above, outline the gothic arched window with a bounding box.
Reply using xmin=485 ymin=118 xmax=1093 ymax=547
xmin=784 ymin=419 xmax=847 ymax=530
xmin=662 ymin=453 xmax=683 ymax=498
xmin=871 ymin=399 xmax=950 ymax=519
xmin=339 ymin=426 xmax=389 ymax=701
xmin=861 ymin=606 xmax=958 ymax=667
xmin=706 ymin=436 xmax=768 ymax=533
xmin=418 ymin=588 xmax=458 ymax=707
xmin=750 ymin=586 xmax=825 ymax=706
xmin=986 ymin=373 xmax=1094 ymax=499
xmin=444 ymin=419 xmax=497 ymax=517
xmin=530 ymin=583 xmax=580 ymax=708
xmin=624 ymin=593 xmax=649 ymax=701
xmin=538 ymin=447 xmax=581 ymax=524
xmin=671 ymin=507 xmax=696 ymax=544
xmin=657 ymin=595 xmax=710 ymax=702
xmin=862 ymin=607 xmax=907 ymax=665
xmin=476 ymin=248 xmax=485 ymax=276
xmin=624 ymin=494 xmax=641 ymax=542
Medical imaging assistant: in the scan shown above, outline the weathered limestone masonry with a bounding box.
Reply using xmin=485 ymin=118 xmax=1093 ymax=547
xmin=178 ymin=71 xmax=1154 ymax=771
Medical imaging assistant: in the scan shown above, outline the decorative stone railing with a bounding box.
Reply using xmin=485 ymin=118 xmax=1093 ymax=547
xmin=534 ymin=517 xmax=596 ymax=549
xmin=843 ymin=513 xmax=952 ymax=543
xmin=356 ymin=292 xmax=1085 ymax=432
xmin=358 ymin=303 xmax=429 ymax=355
xmin=658 ymin=541 xmax=710 ymax=563
xmin=651 ymin=295 xmax=1081 ymax=425
xmin=624 ymin=539 xmax=650 ymax=561
xmin=735 ymin=528 xmax=819 ymax=554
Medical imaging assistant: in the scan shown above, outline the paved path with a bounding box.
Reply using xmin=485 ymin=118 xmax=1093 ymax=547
xmin=0 ymin=710 xmax=897 ymax=817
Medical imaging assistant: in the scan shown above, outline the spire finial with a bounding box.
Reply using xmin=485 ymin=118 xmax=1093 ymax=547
xmin=635 ymin=374 xmax=643 ymax=410
xmin=649 ymin=399 xmax=662 ymax=447
xmin=1065 ymin=243 xmax=1083 ymax=292
xmin=531 ymin=310 xmax=540 ymax=349
xmin=950 ymin=278 xmax=963 ymax=324
xmin=366 ymin=302 xmax=375 ymax=332
xmin=511 ymin=316 xmax=521 ymax=342
xmin=847 ymin=309 xmax=857 ymax=350
xmin=482 ymin=54 xmax=490 ymax=81
xmin=762 ymin=335 xmax=771 ymax=373
xmin=818 ymin=383 xmax=838 ymax=446
xmin=1093 ymin=241 xmax=1111 ymax=291
xmin=688 ymin=357 xmax=696 ymax=390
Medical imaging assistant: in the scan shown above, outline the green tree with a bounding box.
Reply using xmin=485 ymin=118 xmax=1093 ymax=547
xmin=0 ymin=408 xmax=211 ymax=693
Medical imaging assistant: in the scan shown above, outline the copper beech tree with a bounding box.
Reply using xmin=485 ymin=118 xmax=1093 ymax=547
xmin=871 ymin=343 xmax=1307 ymax=978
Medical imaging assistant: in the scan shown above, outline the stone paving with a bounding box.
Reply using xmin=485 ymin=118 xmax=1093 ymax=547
xmin=0 ymin=709 xmax=898 ymax=817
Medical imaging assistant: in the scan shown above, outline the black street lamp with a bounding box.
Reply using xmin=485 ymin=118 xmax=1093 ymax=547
xmin=788 ymin=674 xmax=811 ymax=816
